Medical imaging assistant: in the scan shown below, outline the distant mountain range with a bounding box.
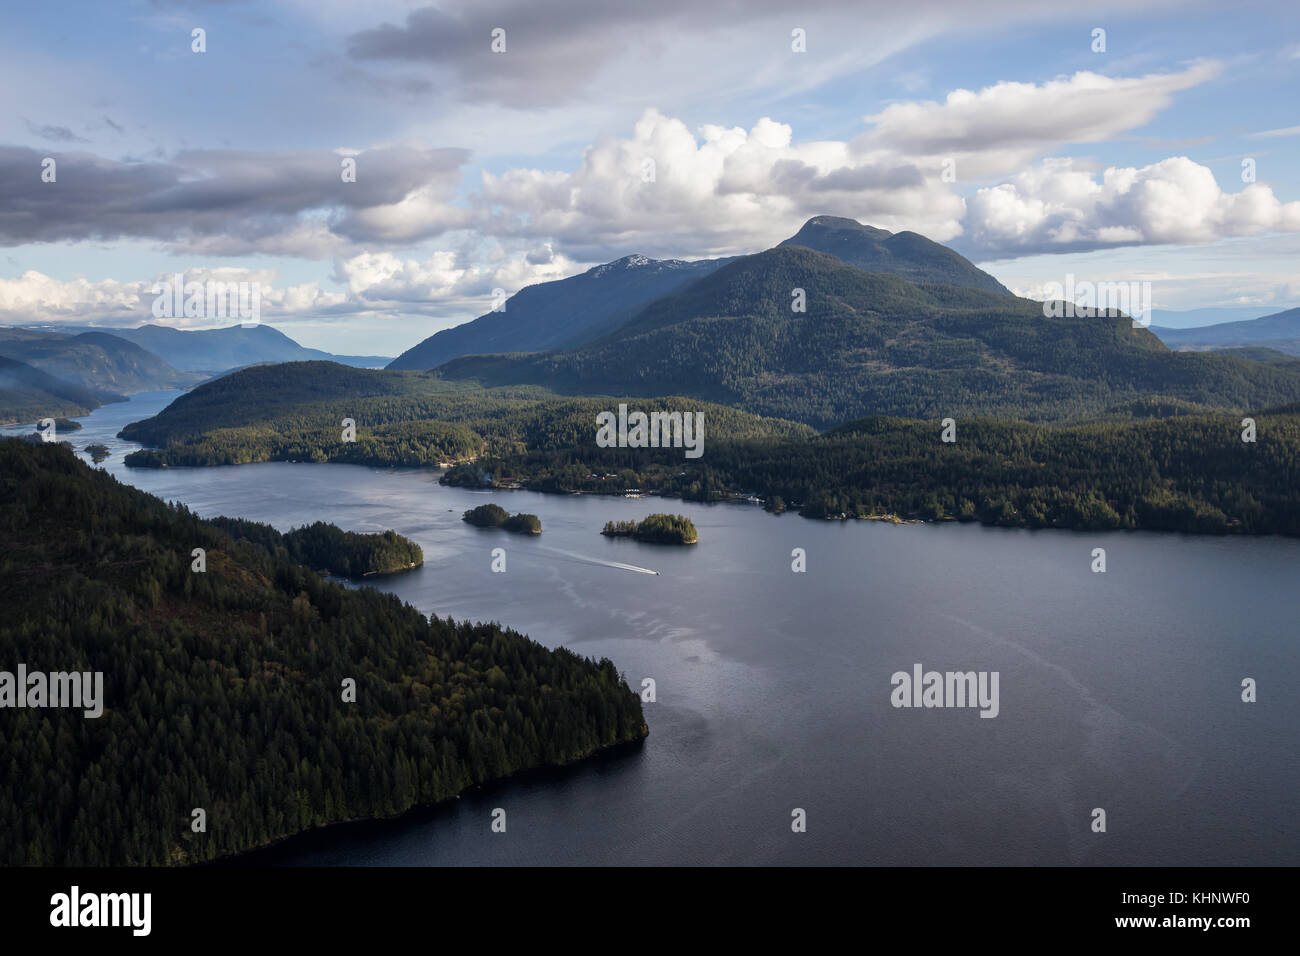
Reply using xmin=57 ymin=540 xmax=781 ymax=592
xmin=1 ymin=323 xmax=392 ymax=423
xmin=1151 ymin=307 xmax=1300 ymax=355
xmin=1149 ymin=306 xmax=1283 ymax=329
xmin=387 ymin=216 xmax=1012 ymax=371
xmin=0 ymin=354 xmax=124 ymax=425
xmin=28 ymin=323 xmax=392 ymax=375
xmin=0 ymin=327 xmax=198 ymax=394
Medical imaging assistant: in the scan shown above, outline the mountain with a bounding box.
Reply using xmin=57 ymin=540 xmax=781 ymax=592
xmin=0 ymin=327 xmax=198 ymax=394
xmin=25 ymin=323 xmax=392 ymax=374
xmin=0 ymin=437 xmax=646 ymax=865
xmin=1148 ymin=306 xmax=1279 ymax=329
xmin=435 ymin=245 xmax=1300 ymax=428
xmin=1151 ymin=307 xmax=1300 ymax=355
xmin=105 ymin=323 xmax=391 ymax=374
xmin=386 ymin=254 xmax=735 ymax=370
xmin=777 ymin=215 xmax=1012 ymax=295
xmin=0 ymin=354 xmax=124 ymax=425
xmin=388 ymin=216 xmax=1013 ymax=372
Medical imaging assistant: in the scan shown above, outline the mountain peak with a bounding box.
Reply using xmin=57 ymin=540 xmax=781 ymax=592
xmin=795 ymin=216 xmax=893 ymax=240
xmin=778 ymin=216 xmax=1010 ymax=295
xmin=590 ymin=254 xmax=658 ymax=277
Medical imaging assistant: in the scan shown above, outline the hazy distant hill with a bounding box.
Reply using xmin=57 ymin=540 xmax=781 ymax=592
xmin=107 ymin=323 xmax=391 ymax=373
xmin=27 ymin=323 xmax=391 ymax=374
xmin=1149 ymin=306 xmax=1276 ymax=328
xmin=777 ymin=216 xmax=1012 ymax=295
xmin=0 ymin=354 xmax=123 ymax=424
xmin=436 ymin=245 xmax=1300 ymax=428
xmin=0 ymin=327 xmax=197 ymax=394
xmin=387 ymin=254 xmax=735 ymax=370
xmin=1151 ymin=307 xmax=1300 ymax=355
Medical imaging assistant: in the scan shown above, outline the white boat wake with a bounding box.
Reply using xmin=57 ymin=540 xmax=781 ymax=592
xmin=535 ymin=545 xmax=660 ymax=575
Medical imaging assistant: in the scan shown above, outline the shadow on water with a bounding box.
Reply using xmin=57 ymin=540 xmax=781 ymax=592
xmin=211 ymin=737 xmax=649 ymax=867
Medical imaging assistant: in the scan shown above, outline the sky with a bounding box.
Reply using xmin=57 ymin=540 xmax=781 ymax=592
xmin=1 ymin=0 xmax=1298 ymax=356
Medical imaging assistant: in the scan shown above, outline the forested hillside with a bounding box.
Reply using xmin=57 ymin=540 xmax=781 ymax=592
xmin=388 ymin=254 xmax=733 ymax=370
xmin=445 ymin=409 xmax=1300 ymax=536
xmin=0 ymin=439 xmax=647 ymax=865
xmin=118 ymin=361 xmax=814 ymax=468
xmin=206 ymin=517 xmax=424 ymax=577
xmin=777 ymin=215 xmax=1012 ymax=294
xmin=0 ymin=327 xmax=198 ymax=394
xmin=436 ymin=247 xmax=1300 ymax=428
xmin=0 ymin=354 xmax=123 ymax=425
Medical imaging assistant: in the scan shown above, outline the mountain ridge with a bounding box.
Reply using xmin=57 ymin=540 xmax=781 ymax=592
xmin=387 ymin=216 xmax=1013 ymax=371
xmin=433 ymin=244 xmax=1300 ymax=428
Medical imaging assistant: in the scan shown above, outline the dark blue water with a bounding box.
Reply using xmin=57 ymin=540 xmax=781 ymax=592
xmin=10 ymin=392 xmax=1297 ymax=865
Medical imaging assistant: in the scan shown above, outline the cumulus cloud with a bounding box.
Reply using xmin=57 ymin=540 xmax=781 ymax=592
xmin=478 ymin=108 xmax=965 ymax=260
xmin=333 ymin=245 xmax=579 ymax=312
xmin=0 ymin=267 xmax=346 ymax=328
xmin=0 ymin=249 xmax=577 ymax=328
xmin=0 ymin=145 xmax=471 ymax=256
xmin=965 ymin=156 xmax=1300 ymax=255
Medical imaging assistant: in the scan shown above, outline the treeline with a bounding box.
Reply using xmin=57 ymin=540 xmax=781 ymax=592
xmin=601 ymin=514 xmax=698 ymax=544
xmin=444 ymin=411 xmax=1300 ymax=536
xmin=125 ymin=419 xmax=483 ymax=469
xmin=0 ymin=438 xmax=646 ymax=866
xmin=462 ymin=503 xmax=542 ymax=534
xmin=207 ymin=517 xmax=423 ymax=577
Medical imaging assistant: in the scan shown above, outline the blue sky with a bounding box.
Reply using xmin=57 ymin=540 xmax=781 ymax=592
xmin=1 ymin=0 xmax=1297 ymax=355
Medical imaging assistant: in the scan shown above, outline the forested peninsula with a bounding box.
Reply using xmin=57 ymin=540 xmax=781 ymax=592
xmin=0 ymin=439 xmax=647 ymax=866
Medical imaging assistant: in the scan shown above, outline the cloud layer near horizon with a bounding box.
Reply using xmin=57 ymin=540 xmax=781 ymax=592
xmin=4 ymin=63 xmax=1298 ymax=329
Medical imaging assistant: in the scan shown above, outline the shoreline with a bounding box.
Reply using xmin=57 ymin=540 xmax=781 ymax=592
xmin=107 ymin=446 xmax=1296 ymax=539
xmin=203 ymin=732 xmax=649 ymax=867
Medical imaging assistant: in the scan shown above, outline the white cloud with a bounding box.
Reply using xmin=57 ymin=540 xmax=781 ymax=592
xmin=966 ymin=156 xmax=1300 ymax=255
xmin=479 ymin=108 xmax=964 ymax=260
xmin=333 ymin=245 xmax=580 ymax=311
xmin=0 ymin=267 xmax=345 ymax=328
xmin=1249 ymin=124 xmax=1300 ymax=139
xmin=854 ymin=64 xmax=1221 ymax=177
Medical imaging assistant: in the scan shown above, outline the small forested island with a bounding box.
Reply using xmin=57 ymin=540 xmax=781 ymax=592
xmin=602 ymin=513 xmax=699 ymax=544
xmin=463 ymin=503 xmax=542 ymax=534
xmin=84 ymin=442 xmax=110 ymax=463
xmin=0 ymin=438 xmax=646 ymax=866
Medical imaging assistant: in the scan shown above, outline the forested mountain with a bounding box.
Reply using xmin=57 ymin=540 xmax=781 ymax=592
xmin=1152 ymin=306 xmax=1300 ymax=355
xmin=435 ymin=246 xmax=1300 ymax=428
xmin=388 ymin=216 xmax=1012 ymax=372
xmin=0 ymin=439 xmax=646 ymax=865
xmin=777 ymin=215 xmax=1012 ymax=294
xmin=117 ymin=360 xmax=813 ymax=468
xmin=0 ymin=327 xmax=198 ymax=394
xmin=387 ymin=254 xmax=734 ymax=370
xmin=0 ymin=354 xmax=124 ymax=425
